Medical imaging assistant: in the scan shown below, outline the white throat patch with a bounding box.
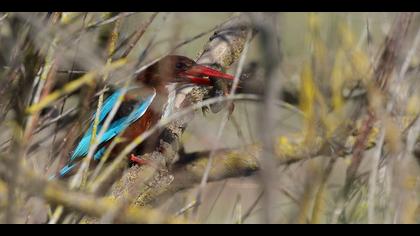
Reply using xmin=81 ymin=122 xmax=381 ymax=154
xmin=162 ymin=84 xmax=177 ymax=119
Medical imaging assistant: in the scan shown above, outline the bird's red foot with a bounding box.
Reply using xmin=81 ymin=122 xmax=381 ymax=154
xmin=130 ymin=154 xmax=149 ymax=165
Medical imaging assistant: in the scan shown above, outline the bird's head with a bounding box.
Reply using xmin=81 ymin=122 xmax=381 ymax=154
xmin=136 ymin=55 xmax=234 ymax=88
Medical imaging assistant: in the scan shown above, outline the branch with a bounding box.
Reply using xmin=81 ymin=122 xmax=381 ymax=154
xmin=0 ymin=158 xmax=188 ymax=224
xmin=140 ymin=132 xmax=336 ymax=207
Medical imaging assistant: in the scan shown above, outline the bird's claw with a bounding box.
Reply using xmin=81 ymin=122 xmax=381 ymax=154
xmin=130 ymin=154 xmax=148 ymax=165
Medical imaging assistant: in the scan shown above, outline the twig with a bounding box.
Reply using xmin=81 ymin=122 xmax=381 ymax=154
xmin=398 ymin=20 xmax=420 ymax=81
xmin=0 ymin=13 xmax=8 ymax=23
xmin=72 ymin=17 xmax=124 ymax=190
xmin=119 ymin=13 xmax=159 ymax=58
xmin=203 ymin=180 xmax=228 ymax=220
xmin=85 ymin=12 xmax=136 ymax=30
xmin=193 ymin=28 xmax=253 ymax=216
xmin=252 ymin=12 xmax=283 ymax=224
xmin=367 ymin=128 xmax=385 ymax=224
xmin=175 ymin=200 xmax=198 ymax=216
xmin=26 ymin=59 xmax=128 ymax=114
xmin=241 ymin=190 xmax=264 ymax=223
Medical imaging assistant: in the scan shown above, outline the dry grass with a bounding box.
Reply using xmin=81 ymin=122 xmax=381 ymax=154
xmin=0 ymin=12 xmax=419 ymax=224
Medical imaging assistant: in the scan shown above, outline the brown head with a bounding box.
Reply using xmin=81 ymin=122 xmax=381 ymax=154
xmin=135 ymin=55 xmax=234 ymax=91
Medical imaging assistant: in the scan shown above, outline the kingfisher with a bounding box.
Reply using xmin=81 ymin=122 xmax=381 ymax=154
xmin=56 ymin=55 xmax=234 ymax=178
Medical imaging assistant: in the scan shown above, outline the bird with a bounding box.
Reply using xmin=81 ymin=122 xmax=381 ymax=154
xmin=55 ymin=55 xmax=234 ymax=178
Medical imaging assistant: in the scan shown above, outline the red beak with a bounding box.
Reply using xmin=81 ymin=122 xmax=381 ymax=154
xmin=179 ymin=65 xmax=234 ymax=85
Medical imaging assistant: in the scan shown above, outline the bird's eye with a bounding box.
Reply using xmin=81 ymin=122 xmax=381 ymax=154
xmin=175 ymin=62 xmax=184 ymax=70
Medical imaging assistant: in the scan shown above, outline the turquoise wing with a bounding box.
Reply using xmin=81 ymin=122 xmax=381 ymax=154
xmin=70 ymin=90 xmax=156 ymax=161
xmin=58 ymin=90 xmax=156 ymax=178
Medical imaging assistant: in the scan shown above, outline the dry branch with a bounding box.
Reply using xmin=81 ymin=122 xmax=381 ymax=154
xmin=0 ymin=157 xmax=187 ymax=224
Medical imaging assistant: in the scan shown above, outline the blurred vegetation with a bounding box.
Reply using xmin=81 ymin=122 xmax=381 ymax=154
xmin=0 ymin=12 xmax=419 ymax=224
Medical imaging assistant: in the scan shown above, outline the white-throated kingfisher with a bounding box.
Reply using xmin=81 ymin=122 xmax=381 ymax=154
xmin=57 ymin=55 xmax=234 ymax=178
